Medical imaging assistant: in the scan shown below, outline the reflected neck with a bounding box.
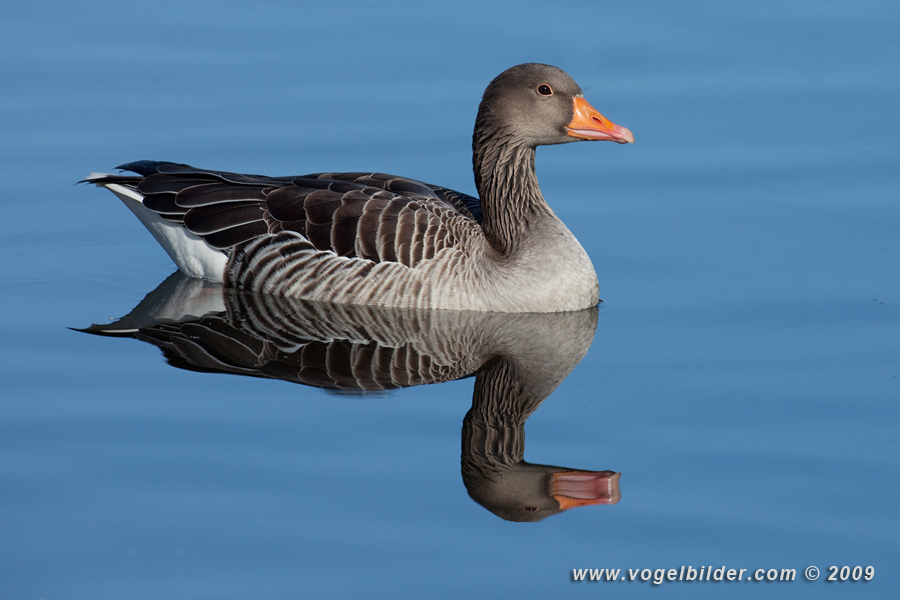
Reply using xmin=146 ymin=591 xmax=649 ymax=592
xmin=461 ymin=356 xmax=545 ymax=473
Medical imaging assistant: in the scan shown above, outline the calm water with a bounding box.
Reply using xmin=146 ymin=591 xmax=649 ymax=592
xmin=1 ymin=1 xmax=898 ymax=598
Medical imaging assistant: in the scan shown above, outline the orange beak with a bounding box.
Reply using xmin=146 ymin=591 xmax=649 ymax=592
xmin=566 ymin=97 xmax=634 ymax=144
xmin=552 ymin=470 xmax=621 ymax=511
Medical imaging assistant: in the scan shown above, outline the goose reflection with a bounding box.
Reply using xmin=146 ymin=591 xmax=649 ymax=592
xmin=78 ymin=273 xmax=620 ymax=521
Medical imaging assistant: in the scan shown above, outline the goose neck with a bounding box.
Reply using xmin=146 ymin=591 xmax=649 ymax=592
xmin=473 ymin=134 xmax=552 ymax=256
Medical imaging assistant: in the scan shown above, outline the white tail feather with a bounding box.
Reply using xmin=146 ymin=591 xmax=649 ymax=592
xmin=92 ymin=176 xmax=227 ymax=281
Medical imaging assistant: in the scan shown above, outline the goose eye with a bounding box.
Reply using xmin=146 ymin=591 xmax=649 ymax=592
xmin=537 ymin=84 xmax=553 ymax=96
xmin=524 ymin=506 xmax=539 ymax=512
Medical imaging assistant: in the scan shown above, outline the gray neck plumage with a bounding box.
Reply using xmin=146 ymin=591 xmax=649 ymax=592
xmin=473 ymin=124 xmax=553 ymax=256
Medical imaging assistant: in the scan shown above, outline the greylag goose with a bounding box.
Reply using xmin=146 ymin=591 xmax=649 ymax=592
xmin=78 ymin=272 xmax=620 ymax=521
xmin=86 ymin=63 xmax=633 ymax=312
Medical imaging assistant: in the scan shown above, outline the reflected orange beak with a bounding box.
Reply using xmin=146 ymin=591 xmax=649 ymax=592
xmin=566 ymin=97 xmax=634 ymax=144
xmin=552 ymin=470 xmax=621 ymax=511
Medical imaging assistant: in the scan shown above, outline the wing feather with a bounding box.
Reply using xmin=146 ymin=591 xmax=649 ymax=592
xmin=204 ymin=221 xmax=270 ymax=249
xmin=109 ymin=162 xmax=482 ymax=269
xmin=175 ymin=183 xmax=267 ymax=208
xmin=183 ymin=203 xmax=265 ymax=235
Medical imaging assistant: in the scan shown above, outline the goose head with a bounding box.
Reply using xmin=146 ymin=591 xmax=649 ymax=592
xmin=464 ymin=463 xmax=621 ymax=523
xmin=475 ymin=63 xmax=634 ymax=149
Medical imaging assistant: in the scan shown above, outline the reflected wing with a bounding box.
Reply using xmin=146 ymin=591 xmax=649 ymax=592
xmin=129 ymin=316 xmax=474 ymax=392
xmin=76 ymin=274 xmax=483 ymax=392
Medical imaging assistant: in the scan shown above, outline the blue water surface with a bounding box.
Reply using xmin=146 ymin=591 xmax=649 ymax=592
xmin=1 ymin=1 xmax=898 ymax=599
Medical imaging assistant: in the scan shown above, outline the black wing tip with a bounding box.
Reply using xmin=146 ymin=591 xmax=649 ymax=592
xmin=114 ymin=160 xmax=172 ymax=176
xmin=78 ymin=160 xmax=193 ymax=186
